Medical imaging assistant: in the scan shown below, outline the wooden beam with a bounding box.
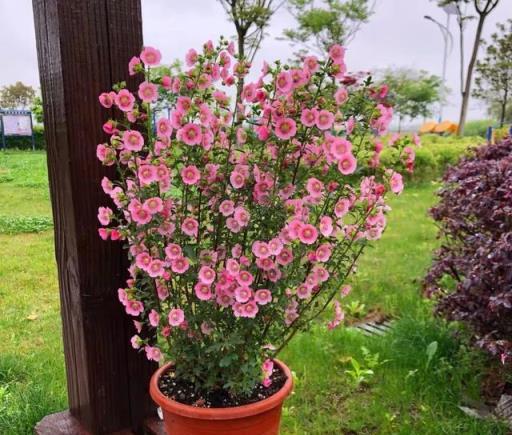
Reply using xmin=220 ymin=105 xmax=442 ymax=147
xmin=32 ymin=1 xmax=156 ymax=433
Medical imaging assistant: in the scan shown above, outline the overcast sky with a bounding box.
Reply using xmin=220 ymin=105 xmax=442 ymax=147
xmin=1 ymin=0 xmax=511 ymax=124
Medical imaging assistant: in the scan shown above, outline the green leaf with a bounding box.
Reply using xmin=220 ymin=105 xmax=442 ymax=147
xmin=426 ymin=341 xmax=438 ymax=368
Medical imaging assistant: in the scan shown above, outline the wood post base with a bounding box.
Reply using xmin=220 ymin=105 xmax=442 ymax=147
xmin=34 ymin=411 xmax=165 ymax=435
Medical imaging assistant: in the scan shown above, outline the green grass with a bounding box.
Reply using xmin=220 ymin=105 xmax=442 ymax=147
xmin=0 ymin=151 xmax=507 ymax=434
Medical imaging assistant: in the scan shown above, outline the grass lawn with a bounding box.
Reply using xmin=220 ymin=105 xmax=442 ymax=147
xmin=0 ymin=150 xmax=507 ymax=434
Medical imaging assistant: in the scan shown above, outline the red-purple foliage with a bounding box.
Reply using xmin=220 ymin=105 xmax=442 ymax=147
xmin=424 ymin=137 xmax=512 ymax=362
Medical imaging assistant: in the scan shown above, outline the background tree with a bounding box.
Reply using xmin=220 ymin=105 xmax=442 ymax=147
xmin=473 ymin=19 xmax=512 ymax=127
xmin=219 ymin=0 xmax=284 ymax=63
xmin=219 ymin=0 xmax=284 ymax=103
xmin=378 ymin=68 xmax=443 ymax=132
xmin=0 ymin=81 xmax=36 ymax=109
xmin=440 ymin=0 xmax=500 ymax=135
xmin=283 ymin=0 xmax=374 ymax=55
xmin=31 ymin=95 xmax=44 ymax=124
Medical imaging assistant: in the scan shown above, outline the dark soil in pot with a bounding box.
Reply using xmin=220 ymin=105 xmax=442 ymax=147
xmin=158 ymin=364 xmax=287 ymax=408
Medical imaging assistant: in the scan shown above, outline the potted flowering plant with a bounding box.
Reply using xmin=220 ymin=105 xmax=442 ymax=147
xmin=96 ymin=38 xmax=415 ymax=434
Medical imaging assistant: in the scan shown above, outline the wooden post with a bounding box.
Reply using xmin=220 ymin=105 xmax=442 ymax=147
xmin=32 ymin=1 xmax=157 ymax=433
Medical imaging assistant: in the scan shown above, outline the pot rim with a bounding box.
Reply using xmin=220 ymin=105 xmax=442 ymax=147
xmin=149 ymin=358 xmax=293 ymax=420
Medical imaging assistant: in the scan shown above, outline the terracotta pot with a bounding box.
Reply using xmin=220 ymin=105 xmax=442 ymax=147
xmin=149 ymin=359 xmax=293 ymax=435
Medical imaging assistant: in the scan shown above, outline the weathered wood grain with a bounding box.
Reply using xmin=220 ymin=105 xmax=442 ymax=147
xmin=32 ymin=1 xmax=156 ymax=432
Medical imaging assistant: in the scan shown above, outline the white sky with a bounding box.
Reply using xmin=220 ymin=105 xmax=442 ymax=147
xmin=1 ymin=0 xmax=511 ymax=124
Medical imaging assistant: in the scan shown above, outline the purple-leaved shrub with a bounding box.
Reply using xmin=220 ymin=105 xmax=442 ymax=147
xmin=424 ymin=137 xmax=512 ymax=363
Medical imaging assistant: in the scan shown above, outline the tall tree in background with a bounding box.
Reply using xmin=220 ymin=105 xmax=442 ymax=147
xmin=219 ymin=0 xmax=284 ymax=63
xmin=31 ymin=95 xmax=44 ymax=124
xmin=283 ymin=0 xmax=374 ymax=55
xmin=441 ymin=0 xmax=500 ymax=135
xmin=473 ymin=19 xmax=512 ymax=127
xmin=0 ymin=81 xmax=36 ymax=110
xmin=378 ymin=68 xmax=443 ymax=132
xmin=219 ymin=0 xmax=284 ymax=102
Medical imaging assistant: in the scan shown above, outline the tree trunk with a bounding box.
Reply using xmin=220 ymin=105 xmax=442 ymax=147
xmin=500 ymin=89 xmax=508 ymax=127
xmin=457 ymin=15 xmax=485 ymax=135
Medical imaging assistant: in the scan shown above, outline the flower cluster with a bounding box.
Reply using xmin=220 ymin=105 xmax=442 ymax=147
xmin=97 ymin=39 xmax=415 ymax=394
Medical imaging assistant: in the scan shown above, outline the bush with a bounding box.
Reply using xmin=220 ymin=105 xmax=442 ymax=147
xmin=463 ymin=119 xmax=495 ymax=137
xmin=424 ymin=137 xmax=512 ymax=362
xmin=1 ymin=125 xmax=45 ymax=150
xmin=380 ymin=134 xmax=481 ymax=181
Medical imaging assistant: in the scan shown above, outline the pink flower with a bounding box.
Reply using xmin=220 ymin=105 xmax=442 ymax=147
xmin=138 ymin=81 xmax=158 ymax=103
xmin=315 ymin=110 xmax=334 ymax=130
xmin=276 ymin=71 xmax=293 ymax=94
xmin=115 ymin=89 xmax=135 ymax=112
xmin=97 ymin=206 xmax=112 ymax=226
xmin=168 ymin=308 xmax=185 ymax=326
xmin=132 ymin=208 xmax=152 ymax=225
xmin=178 ymin=123 xmax=202 ymax=146
xmin=138 ymin=165 xmax=158 ymax=185
xmin=143 ymin=197 xmax=163 ymax=215
xmin=319 ymin=216 xmax=333 ymax=237
xmin=274 ymin=118 xmax=297 ymax=140
xmin=199 ymin=266 xmax=216 ymax=285
xmin=338 ymin=153 xmax=357 ymax=175
xmin=306 ymin=178 xmax=324 ymax=198
xmin=303 ymin=56 xmax=319 ymax=73
xmin=140 ymin=46 xmax=162 ymax=66
xmin=181 ymin=165 xmax=201 ymax=185
xmin=219 ymin=200 xmax=235 ymax=216
xmin=243 ymin=301 xmax=259 ymax=318
xmin=226 ymin=218 xmax=241 ymax=233
xmin=99 ymin=92 xmax=115 ymax=108
xmin=334 ymin=199 xmax=351 ymax=217
xmin=277 ymin=248 xmax=293 ymax=266
xmin=237 ymin=270 xmax=254 ymax=286
xmin=298 ymin=224 xmax=318 ymax=245
xmin=255 ymin=289 xmax=272 ymax=305
xmin=390 ymin=171 xmax=404 ymax=194
xmin=171 ymin=256 xmax=190 ymax=274
xmin=181 ymin=217 xmax=199 ymax=237
xmin=334 ymin=87 xmax=349 ymax=105
xmin=340 ymin=285 xmax=352 ymax=297
xmin=131 ymin=335 xmax=141 ymax=349
xmin=233 ymin=206 xmax=250 ymax=227
xmin=165 ymin=243 xmax=182 ymax=260
xmin=185 ymin=48 xmax=198 ymax=66
xmin=234 ymin=286 xmax=252 ymax=303
xmin=118 ymin=288 xmax=128 ymax=306
xmin=300 ymin=108 xmax=317 ymax=127
xmin=329 ymin=44 xmax=345 ymax=63
xmin=252 ymin=241 xmax=271 ymax=259
xmin=316 ymin=244 xmax=332 ymax=262
xmin=268 ymin=238 xmax=283 ymax=255
xmin=230 ymin=171 xmax=246 ymax=189
xmin=346 ymin=116 xmax=356 ymax=135
xmin=330 ymin=138 xmax=352 ymax=160
xmin=125 ymin=300 xmax=144 ymax=316
xmin=314 ymin=265 xmax=330 ymax=282
xmin=145 ymin=346 xmax=162 ymax=362
xmin=226 ymin=259 xmax=240 ymax=276
xmin=149 ymin=309 xmax=160 ymax=327
xmin=157 ymin=118 xmax=173 ymax=138
xmin=194 ymin=282 xmax=213 ymax=301
xmin=128 ymin=56 xmax=141 ymax=75
xmin=123 ymin=130 xmax=144 ymax=152
xmin=296 ymin=284 xmax=312 ymax=300
xmin=147 ymin=259 xmax=165 ymax=278
xmin=135 ymin=252 xmax=152 ymax=271
xmin=327 ymin=300 xmax=345 ymax=330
